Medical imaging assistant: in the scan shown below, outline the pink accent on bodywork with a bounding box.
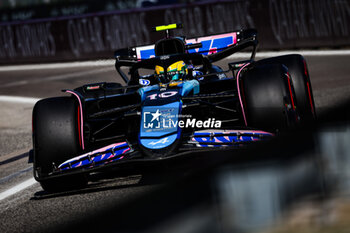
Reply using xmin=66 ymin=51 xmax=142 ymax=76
xmin=65 ymin=90 xmax=85 ymax=150
xmin=236 ymin=63 xmax=251 ymax=127
xmin=58 ymin=142 xmax=128 ymax=166
xmin=303 ymin=59 xmax=315 ymax=116
xmin=122 ymin=148 xmax=131 ymax=154
xmin=93 ymin=142 xmax=126 ymax=154
xmin=186 ymin=32 xmax=237 ymax=54
xmin=286 ymin=73 xmax=296 ymax=109
xmin=307 ymin=82 xmax=315 ymax=115
xmin=222 ymin=130 xmax=273 ymax=135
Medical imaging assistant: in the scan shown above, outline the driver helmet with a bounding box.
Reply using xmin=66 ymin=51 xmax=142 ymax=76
xmin=155 ymin=61 xmax=188 ymax=83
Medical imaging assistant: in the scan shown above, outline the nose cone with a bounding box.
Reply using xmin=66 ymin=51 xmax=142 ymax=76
xmin=139 ymin=102 xmax=182 ymax=151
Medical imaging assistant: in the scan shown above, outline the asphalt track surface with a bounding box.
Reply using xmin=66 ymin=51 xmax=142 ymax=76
xmin=0 ymin=52 xmax=350 ymax=232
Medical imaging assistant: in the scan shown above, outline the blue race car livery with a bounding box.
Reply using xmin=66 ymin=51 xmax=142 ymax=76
xmin=31 ymin=23 xmax=316 ymax=192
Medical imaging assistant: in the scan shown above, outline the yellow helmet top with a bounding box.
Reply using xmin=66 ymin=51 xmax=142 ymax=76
xmin=155 ymin=61 xmax=188 ymax=81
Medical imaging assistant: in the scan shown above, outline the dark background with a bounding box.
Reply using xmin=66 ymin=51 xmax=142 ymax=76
xmin=0 ymin=0 xmax=349 ymax=64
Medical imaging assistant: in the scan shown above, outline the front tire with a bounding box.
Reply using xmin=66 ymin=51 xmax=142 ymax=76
xmin=256 ymin=54 xmax=316 ymax=125
xmin=239 ymin=64 xmax=298 ymax=131
xmin=33 ymin=96 xmax=87 ymax=192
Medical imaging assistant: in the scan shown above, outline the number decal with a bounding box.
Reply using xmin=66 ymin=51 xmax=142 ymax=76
xmin=147 ymin=91 xmax=177 ymax=100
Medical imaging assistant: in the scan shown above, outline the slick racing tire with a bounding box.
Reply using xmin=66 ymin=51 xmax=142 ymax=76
xmin=239 ymin=64 xmax=298 ymax=131
xmin=255 ymin=54 xmax=316 ymax=125
xmin=33 ymin=96 xmax=87 ymax=192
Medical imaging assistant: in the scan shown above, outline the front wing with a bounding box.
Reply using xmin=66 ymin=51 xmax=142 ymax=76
xmin=41 ymin=129 xmax=273 ymax=179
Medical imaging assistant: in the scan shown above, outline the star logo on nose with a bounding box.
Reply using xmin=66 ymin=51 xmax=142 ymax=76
xmin=151 ymin=109 xmax=161 ymax=122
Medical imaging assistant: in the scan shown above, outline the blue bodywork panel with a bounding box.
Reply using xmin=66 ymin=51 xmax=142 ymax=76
xmin=138 ymin=80 xmax=199 ymax=150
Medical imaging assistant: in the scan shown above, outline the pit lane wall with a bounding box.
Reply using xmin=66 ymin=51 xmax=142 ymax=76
xmin=0 ymin=0 xmax=349 ymax=64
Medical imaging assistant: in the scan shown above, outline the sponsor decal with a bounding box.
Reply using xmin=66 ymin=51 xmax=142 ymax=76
xmin=139 ymin=78 xmax=150 ymax=86
xmin=148 ymin=137 xmax=169 ymax=146
xmin=186 ymin=33 xmax=236 ymax=55
xmin=160 ymin=55 xmax=170 ymax=60
xmin=140 ymin=134 xmax=178 ymax=149
xmin=143 ymin=108 xmax=177 ymax=131
xmin=140 ymin=103 xmax=222 ymax=150
xmin=136 ymin=33 xmax=237 ymax=59
xmin=142 ymin=107 xmax=221 ymax=131
xmin=86 ymin=85 xmax=101 ymax=90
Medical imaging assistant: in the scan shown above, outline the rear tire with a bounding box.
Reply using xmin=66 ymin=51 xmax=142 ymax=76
xmin=239 ymin=64 xmax=298 ymax=131
xmin=33 ymin=96 xmax=87 ymax=192
xmin=256 ymin=54 xmax=316 ymax=125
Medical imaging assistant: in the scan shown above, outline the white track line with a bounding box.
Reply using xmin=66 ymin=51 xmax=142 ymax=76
xmin=1 ymin=67 xmax=114 ymax=88
xmin=0 ymin=177 xmax=37 ymax=201
xmin=0 ymin=96 xmax=40 ymax=201
xmin=0 ymin=167 xmax=33 ymax=184
xmin=0 ymin=96 xmax=40 ymax=104
xmin=0 ymin=59 xmax=115 ymax=71
xmin=0 ymin=50 xmax=349 ymax=72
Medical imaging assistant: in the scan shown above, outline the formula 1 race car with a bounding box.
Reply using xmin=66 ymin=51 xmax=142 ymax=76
xmin=31 ymin=23 xmax=316 ymax=192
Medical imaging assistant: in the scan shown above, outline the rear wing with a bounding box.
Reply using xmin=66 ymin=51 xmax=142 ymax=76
xmin=135 ymin=31 xmax=238 ymax=59
xmin=114 ymin=29 xmax=258 ymax=83
xmin=115 ymin=29 xmax=257 ymax=60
